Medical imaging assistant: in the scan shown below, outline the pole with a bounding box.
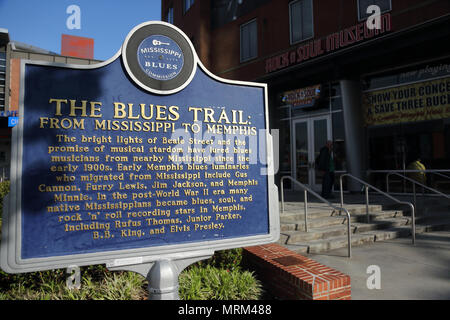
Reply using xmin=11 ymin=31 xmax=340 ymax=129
xmin=365 ymin=185 xmax=370 ymax=223
xmin=147 ymin=259 xmax=180 ymax=300
xmin=106 ymin=250 xmax=214 ymax=300
xmin=304 ymin=189 xmax=308 ymax=232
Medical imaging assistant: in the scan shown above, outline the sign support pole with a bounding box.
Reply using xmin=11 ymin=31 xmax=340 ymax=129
xmin=106 ymin=250 xmax=214 ymax=300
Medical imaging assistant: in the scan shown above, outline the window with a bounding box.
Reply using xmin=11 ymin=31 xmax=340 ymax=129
xmin=289 ymin=0 xmax=313 ymax=44
xmin=358 ymin=0 xmax=392 ymax=20
xmin=0 ymin=52 xmax=5 ymax=110
xmin=240 ymin=19 xmax=258 ymax=62
xmin=166 ymin=6 xmax=174 ymax=24
xmin=183 ymin=0 xmax=194 ymax=14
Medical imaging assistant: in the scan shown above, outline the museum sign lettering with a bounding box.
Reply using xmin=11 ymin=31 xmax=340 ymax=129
xmin=265 ymin=13 xmax=391 ymax=74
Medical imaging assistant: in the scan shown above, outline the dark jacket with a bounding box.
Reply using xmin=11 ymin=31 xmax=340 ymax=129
xmin=316 ymin=146 xmax=331 ymax=172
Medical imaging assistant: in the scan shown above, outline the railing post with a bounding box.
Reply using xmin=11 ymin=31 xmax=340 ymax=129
xmin=386 ymin=173 xmax=390 ymax=194
xmin=304 ymin=189 xmax=308 ymax=232
xmin=340 ymin=175 xmax=344 ymax=216
xmin=280 ymin=177 xmax=285 ymax=213
xmin=344 ymin=208 xmax=352 ymax=258
xmin=413 ymin=183 xmax=417 ymax=212
xmin=365 ymin=185 xmax=370 ymax=223
xmin=409 ymin=203 xmax=416 ymax=245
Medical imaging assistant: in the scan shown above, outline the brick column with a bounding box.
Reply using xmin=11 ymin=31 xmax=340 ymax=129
xmin=243 ymin=244 xmax=351 ymax=300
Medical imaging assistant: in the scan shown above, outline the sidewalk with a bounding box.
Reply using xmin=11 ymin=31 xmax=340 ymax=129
xmin=306 ymin=230 xmax=450 ymax=300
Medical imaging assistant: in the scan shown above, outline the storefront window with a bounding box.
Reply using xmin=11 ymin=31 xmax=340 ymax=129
xmin=368 ymin=120 xmax=448 ymax=169
xmin=364 ymin=60 xmax=450 ymax=192
xmin=368 ymin=119 xmax=450 ymax=191
xmin=330 ymin=96 xmax=343 ymax=111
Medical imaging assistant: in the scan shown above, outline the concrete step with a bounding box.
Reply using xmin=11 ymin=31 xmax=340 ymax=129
xmin=284 ymin=233 xmax=377 ymax=254
xmin=279 ymin=217 xmax=411 ymax=244
xmin=279 ymin=195 xmax=450 ymax=254
xmin=281 ymin=219 xmax=450 ymax=254
xmin=280 ymin=209 xmax=338 ymax=222
xmin=346 ymin=210 xmax=406 ymax=222
xmin=280 ymin=215 xmax=347 ymax=232
xmin=280 ymin=205 xmax=388 ymax=222
xmin=280 ymin=209 xmax=406 ymax=231
xmin=281 ymin=202 xmax=383 ymax=215
xmin=414 ymin=219 xmax=450 ymax=233
xmin=382 ymin=201 xmax=450 ymax=214
xmin=279 ymin=225 xmax=348 ymax=244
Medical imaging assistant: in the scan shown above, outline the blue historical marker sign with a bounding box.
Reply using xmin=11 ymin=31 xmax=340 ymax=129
xmin=1 ymin=22 xmax=279 ymax=273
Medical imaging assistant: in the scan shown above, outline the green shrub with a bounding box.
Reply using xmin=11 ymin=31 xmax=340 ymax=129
xmin=196 ymin=248 xmax=243 ymax=271
xmin=179 ymin=265 xmax=262 ymax=300
xmin=0 ymin=180 xmax=10 ymax=198
xmin=0 ymin=262 xmax=262 ymax=300
xmin=0 ymin=180 xmax=10 ymax=231
xmin=0 ymin=265 xmax=147 ymax=300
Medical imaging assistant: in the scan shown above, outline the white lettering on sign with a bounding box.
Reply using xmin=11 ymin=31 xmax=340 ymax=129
xmin=66 ymin=5 xmax=81 ymax=30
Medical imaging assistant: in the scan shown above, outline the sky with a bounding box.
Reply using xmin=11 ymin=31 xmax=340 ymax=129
xmin=0 ymin=0 xmax=162 ymax=61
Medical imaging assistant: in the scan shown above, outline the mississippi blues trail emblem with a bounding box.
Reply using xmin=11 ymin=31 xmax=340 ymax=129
xmin=122 ymin=21 xmax=196 ymax=95
xmin=137 ymin=35 xmax=184 ymax=81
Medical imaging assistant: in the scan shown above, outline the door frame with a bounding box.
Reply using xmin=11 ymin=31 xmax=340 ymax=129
xmin=291 ymin=115 xmax=332 ymax=191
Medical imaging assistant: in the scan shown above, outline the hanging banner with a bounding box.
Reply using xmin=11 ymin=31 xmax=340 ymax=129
xmin=363 ymin=77 xmax=450 ymax=126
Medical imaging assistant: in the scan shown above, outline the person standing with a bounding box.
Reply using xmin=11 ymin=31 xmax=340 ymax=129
xmin=407 ymin=155 xmax=426 ymax=185
xmin=316 ymin=140 xmax=335 ymax=199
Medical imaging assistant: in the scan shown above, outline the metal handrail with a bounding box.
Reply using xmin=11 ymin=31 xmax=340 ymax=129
xmin=429 ymin=171 xmax=450 ymax=181
xmin=280 ymin=176 xmax=352 ymax=258
xmin=368 ymin=169 xmax=450 ymax=173
xmin=369 ymin=169 xmax=450 ymax=195
xmin=386 ymin=172 xmax=450 ymax=210
xmin=340 ymin=173 xmax=416 ymax=245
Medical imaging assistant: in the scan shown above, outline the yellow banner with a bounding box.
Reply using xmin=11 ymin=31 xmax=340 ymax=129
xmin=363 ymin=77 xmax=450 ymax=126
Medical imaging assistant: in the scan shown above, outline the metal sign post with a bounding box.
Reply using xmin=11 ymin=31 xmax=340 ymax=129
xmin=106 ymin=250 xmax=214 ymax=300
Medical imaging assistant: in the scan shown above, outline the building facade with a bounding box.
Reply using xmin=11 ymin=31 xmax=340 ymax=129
xmin=0 ymin=29 xmax=100 ymax=181
xmin=162 ymin=0 xmax=450 ymax=192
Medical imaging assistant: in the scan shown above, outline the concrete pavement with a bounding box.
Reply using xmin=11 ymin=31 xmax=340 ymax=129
xmin=306 ymin=230 xmax=450 ymax=300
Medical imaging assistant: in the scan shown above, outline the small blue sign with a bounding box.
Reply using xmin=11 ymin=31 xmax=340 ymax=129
xmin=137 ymin=35 xmax=184 ymax=81
xmin=8 ymin=116 xmax=18 ymax=127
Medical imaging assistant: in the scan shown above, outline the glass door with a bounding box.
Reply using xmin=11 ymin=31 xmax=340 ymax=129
xmin=293 ymin=120 xmax=309 ymax=185
xmin=292 ymin=115 xmax=331 ymax=191
xmin=312 ymin=116 xmax=332 ymax=190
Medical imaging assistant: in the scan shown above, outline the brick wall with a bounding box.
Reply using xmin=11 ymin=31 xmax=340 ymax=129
xmin=243 ymin=243 xmax=351 ymax=300
xmin=8 ymin=59 xmax=20 ymax=111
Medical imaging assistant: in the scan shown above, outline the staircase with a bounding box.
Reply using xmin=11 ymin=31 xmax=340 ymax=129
xmin=278 ymin=192 xmax=450 ymax=254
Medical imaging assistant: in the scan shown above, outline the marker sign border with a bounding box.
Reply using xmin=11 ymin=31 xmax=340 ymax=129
xmin=0 ymin=21 xmax=279 ymax=274
xmin=122 ymin=21 xmax=197 ymax=95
